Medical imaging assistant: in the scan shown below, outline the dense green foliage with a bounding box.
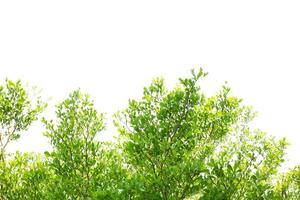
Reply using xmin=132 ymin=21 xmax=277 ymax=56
xmin=0 ymin=70 xmax=299 ymax=199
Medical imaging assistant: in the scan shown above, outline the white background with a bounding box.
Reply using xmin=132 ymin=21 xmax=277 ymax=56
xmin=1 ymin=0 xmax=300 ymax=167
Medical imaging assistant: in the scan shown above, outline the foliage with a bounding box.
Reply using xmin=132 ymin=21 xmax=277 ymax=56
xmin=201 ymin=130 xmax=288 ymax=199
xmin=43 ymin=90 xmax=106 ymax=199
xmin=0 ymin=79 xmax=46 ymax=158
xmin=0 ymin=70 xmax=300 ymax=199
xmin=114 ymin=69 xmax=295 ymax=199
xmin=0 ymin=79 xmax=46 ymax=199
xmin=0 ymin=152 xmax=50 ymax=200
xmin=274 ymin=165 xmax=300 ymax=199
xmin=114 ymin=69 xmax=290 ymax=199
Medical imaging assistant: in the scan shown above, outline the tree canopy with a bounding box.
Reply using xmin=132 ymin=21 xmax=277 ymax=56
xmin=0 ymin=69 xmax=299 ymax=199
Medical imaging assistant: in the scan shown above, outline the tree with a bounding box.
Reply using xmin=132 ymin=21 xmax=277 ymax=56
xmin=43 ymin=89 xmax=121 ymax=199
xmin=115 ymin=69 xmax=290 ymax=199
xmin=0 ymin=79 xmax=46 ymax=199
xmin=0 ymin=79 xmax=46 ymax=159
